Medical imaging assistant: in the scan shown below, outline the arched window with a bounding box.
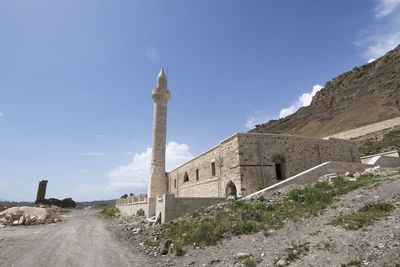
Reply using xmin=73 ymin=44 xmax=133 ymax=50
xmin=225 ymin=181 xmax=237 ymax=197
xmin=211 ymin=162 xmax=216 ymax=176
xmin=183 ymin=172 xmax=189 ymax=183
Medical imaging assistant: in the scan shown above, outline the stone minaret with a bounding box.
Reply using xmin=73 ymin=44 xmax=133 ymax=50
xmin=148 ymin=68 xmax=170 ymax=197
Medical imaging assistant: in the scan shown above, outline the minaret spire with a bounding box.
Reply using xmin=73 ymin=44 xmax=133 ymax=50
xmin=148 ymin=68 xmax=171 ymax=198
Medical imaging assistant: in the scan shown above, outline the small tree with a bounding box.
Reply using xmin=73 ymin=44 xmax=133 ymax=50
xmin=129 ymin=193 xmax=134 ymax=198
xmin=121 ymin=194 xmax=128 ymax=199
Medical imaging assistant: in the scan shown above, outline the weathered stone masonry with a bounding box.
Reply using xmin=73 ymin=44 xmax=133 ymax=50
xmin=167 ymin=133 xmax=359 ymax=198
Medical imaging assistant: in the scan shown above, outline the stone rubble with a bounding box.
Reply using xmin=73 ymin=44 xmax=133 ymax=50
xmin=0 ymin=206 xmax=62 ymax=226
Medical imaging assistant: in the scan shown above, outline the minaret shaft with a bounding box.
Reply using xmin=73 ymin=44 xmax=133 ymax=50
xmin=148 ymin=68 xmax=170 ymax=198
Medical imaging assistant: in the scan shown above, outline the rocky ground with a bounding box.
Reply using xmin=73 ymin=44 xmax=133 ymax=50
xmin=110 ymin=168 xmax=400 ymax=266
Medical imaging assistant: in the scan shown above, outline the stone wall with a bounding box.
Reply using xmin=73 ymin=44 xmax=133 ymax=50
xmin=166 ymin=132 xmax=360 ymax=198
xmin=167 ymin=134 xmax=240 ymax=197
xmin=237 ymin=133 xmax=359 ymax=196
xmin=156 ymin=194 xmax=225 ymax=223
xmin=116 ymin=195 xmax=149 ymax=216
xmin=116 ymin=202 xmax=148 ymax=217
xmin=245 ymin=161 xmax=371 ymax=199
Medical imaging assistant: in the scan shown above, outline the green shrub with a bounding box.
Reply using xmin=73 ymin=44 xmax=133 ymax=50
xmin=284 ymin=241 xmax=310 ymax=261
xmin=330 ymin=201 xmax=394 ymax=230
xmin=346 ymin=260 xmax=362 ymax=266
xmin=174 ymin=243 xmax=184 ymax=256
xmin=234 ymin=255 xmax=257 ymax=267
xmin=100 ymin=207 xmax=120 ymax=218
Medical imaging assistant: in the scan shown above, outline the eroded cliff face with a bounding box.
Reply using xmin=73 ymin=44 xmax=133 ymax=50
xmin=250 ymin=44 xmax=400 ymax=138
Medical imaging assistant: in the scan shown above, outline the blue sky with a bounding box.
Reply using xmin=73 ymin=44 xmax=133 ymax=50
xmin=1 ymin=0 xmax=400 ymax=201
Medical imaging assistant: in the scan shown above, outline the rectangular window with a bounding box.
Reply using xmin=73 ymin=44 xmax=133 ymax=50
xmin=174 ymin=179 xmax=177 ymax=188
xmin=211 ymin=162 xmax=216 ymax=176
xmin=196 ymin=169 xmax=199 ymax=181
xmin=275 ymin=164 xmax=283 ymax=180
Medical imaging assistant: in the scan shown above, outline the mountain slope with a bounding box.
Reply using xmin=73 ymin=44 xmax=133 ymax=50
xmin=249 ymin=44 xmax=400 ymax=137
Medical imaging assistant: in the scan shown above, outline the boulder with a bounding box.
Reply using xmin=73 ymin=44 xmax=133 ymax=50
xmin=136 ymin=208 xmax=145 ymax=217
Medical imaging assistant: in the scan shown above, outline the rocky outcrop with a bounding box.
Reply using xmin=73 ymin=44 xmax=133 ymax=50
xmin=38 ymin=198 xmax=76 ymax=208
xmin=250 ymin=44 xmax=400 ymax=137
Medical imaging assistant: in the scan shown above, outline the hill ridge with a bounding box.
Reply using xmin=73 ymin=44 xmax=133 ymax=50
xmin=250 ymin=44 xmax=400 ymax=137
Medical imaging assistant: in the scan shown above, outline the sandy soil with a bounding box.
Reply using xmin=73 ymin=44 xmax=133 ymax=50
xmin=0 ymin=209 xmax=155 ymax=267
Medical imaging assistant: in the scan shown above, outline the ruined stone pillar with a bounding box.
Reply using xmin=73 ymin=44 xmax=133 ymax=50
xmin=148 ymin=68 xmax=170 ymax=198
xmin=35 ymin=180 xmax=48 ymax=202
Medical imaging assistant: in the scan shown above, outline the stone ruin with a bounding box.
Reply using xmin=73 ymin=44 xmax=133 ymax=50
xmin=0 ymin=206 xmax=60 ymax=226
xmin=35 ymin=180 xmax=76 ymax=208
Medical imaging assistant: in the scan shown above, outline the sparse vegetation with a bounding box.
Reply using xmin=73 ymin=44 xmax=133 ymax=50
xmin=59 ymin=208 xmax=72 ymax=214
xmin=100 ymin=207 xmax=120 ymax=218
xmin=120 ymin=194 xmax=128 ymax=199
xmin=353 ymin=125 xmax=400 ymax=156
xmin=234 ymin=255 xmax=258 ymax=267
xmin=345 ymin=260 xmax=362 ymax=266
xmin=165 ymin=174 xmax=381 ymax=247
xmin=315 ymin=240 xmax=332 ymax=251
xmin=283 ymin=241 xmax=310 ymax=262
xmin=144 ymin=239 xmax=159 ymax=248
xmin=330 ymin=201 xmax=394 ymax=230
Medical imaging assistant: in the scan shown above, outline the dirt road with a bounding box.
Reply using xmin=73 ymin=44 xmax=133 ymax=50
xmin=0 ymin=209 xmax=154 ymax=267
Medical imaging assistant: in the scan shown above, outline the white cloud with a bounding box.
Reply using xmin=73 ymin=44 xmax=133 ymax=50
xmin=79 ymin=152 xmax=105 ymax=156
xmin=279 ymin=84 xmax=323 ymax=118
xmin=107 ymin=141 xmax=193 ymax=193
xmin=245 ymin=111 xmax=273 ymax=129
xmin=0 ymin=112 xmax=3 ymax=117
xmin=146 ymin=46 xmax=160 ymax=63
xmin=368 ymin=58 xmax=376 ymax=63
xmin=92 ymin=134 xmax=105 ymax=138
xmin=375 ymin=0 xmax=400 ymax=18
xmin=355 ymin=0 xmax=400 ymax=60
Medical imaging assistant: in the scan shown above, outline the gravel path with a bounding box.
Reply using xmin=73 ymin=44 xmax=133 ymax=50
xmin=0 ymin=209 xmax=153 ymax=267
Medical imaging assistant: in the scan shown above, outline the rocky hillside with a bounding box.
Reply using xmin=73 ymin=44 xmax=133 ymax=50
xmin=250 ymin=44 xmax=400 ymax=138
xmin=353 ymin=125 xmax=400 ymax=156
xmin=111 ymin=168 xmax=400 ymax=266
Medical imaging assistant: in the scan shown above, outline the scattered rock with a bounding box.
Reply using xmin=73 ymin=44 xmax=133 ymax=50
xmin=160 ymin=240 xmax=173 ymax=255
xmin=276 ymin=259 xmax=287 ymax=266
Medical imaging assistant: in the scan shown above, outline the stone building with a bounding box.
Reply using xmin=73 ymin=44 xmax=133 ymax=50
xmin=116 ymin=69 xmax=361 ymax=223
xmin=167 ymin=132 xmax=359 ymax=198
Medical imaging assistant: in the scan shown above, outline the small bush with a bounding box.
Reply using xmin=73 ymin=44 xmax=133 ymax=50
xmin=174 ymin=243 xmax=184 ymax=256
xmin=234 ymin=255 xmax=257 ymax=267
xmin=284 ymin=241 xmax=310 ymax=261
xmin=346 ymin=260 xmax=362 ymax=266
xmin=330 ymin=201 xmax=394 ymax=230
xmin=100 ymin=207 xmax=120 ymax=218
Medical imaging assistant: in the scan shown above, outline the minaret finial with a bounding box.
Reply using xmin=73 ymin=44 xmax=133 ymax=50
xmin=157 ymin=66 xmax=167 ymax=89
